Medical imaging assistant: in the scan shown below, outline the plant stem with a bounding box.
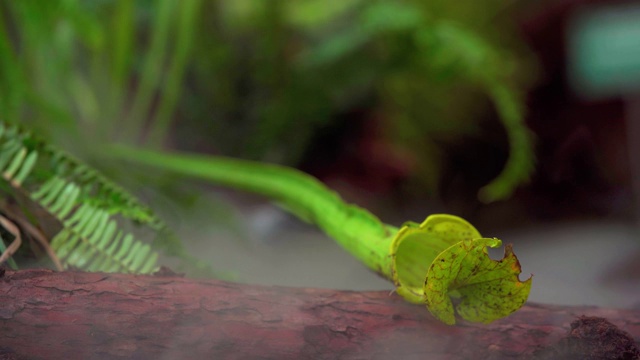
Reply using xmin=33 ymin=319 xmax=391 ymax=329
xmin=110 ymin=145 xmax=398 ymax=279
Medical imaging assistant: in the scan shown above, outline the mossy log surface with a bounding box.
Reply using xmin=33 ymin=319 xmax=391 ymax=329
xmin=0 ymin=268 xmax=638 ymax=359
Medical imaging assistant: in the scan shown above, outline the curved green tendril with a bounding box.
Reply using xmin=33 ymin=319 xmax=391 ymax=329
xmin=112 ymin=145 xmax=532 ymax=324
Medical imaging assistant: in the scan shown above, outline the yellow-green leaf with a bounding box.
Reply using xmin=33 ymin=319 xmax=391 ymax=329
xmin=424 ymin=237 xmax=532 ymax=325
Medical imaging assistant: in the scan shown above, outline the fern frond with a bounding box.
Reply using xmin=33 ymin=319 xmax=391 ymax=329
xmin=0 ymin=121 xmax=169 ymax=273
xmin=51 ymin=223 xmax=158 ymax=274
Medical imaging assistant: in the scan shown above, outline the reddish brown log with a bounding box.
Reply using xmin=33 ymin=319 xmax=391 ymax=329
xmin=0 ymin=268 xmax=638 ymax=360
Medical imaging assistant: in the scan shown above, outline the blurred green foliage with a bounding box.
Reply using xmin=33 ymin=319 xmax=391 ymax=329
xmin=0 ymin=0 xmax=535 ymax=201
xmin=0 ymin=0 xmax=201 ymax=149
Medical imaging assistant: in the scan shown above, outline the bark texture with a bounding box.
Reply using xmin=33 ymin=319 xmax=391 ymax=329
xmin=0 ymin=268 xmax=638 ymax=360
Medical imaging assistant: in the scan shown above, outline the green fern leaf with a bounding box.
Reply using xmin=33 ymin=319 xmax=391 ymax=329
xmin=0 ymin=122 xmax=171 ymax=274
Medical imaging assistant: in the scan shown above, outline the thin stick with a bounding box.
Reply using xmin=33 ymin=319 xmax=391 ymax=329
xmin=13 ymin=217 xmax=63 ymax=271
xmin=0 ymin=215 xmax=21 ymax=266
